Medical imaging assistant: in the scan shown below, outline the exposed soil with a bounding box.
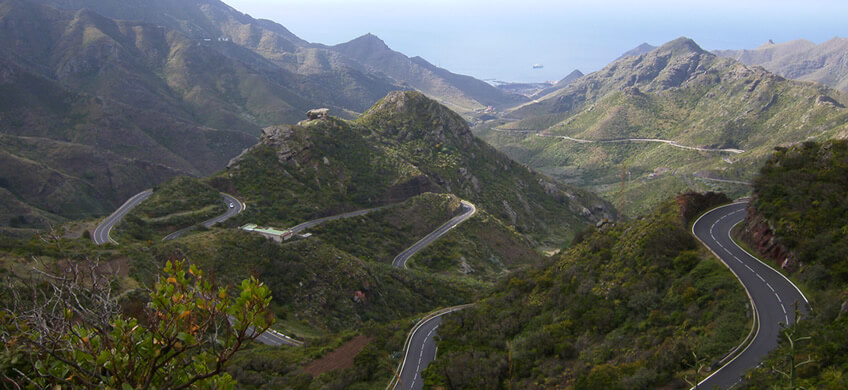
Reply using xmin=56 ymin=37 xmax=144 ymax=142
xmin=303 ymin=334 xmax=373 ymax=377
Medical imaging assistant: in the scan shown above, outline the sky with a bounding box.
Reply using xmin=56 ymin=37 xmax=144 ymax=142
xmin=224 ymin=0 xmax=848 ymax=83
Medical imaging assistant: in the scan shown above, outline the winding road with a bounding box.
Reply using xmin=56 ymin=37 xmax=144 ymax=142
xmin=387 ymin=201 xmax=476 ymax=389
xmin=92 ymin=189 xmax=478 ymax=362
xmin=92 ymin=189 xmax=154 ymax=245
xmin=692 ymin=201 xmax=809 ymax=389
xmin=392 ymin=200 xmax=477 ymax=268
xmin=162 ymin=193 xmax=244 ymax=241
xmin=92 ymin=190 xmax=243 ymax=244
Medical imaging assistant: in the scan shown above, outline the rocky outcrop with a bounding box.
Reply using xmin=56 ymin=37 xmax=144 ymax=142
xmin=739 ymin=201 xmax=799 ymax=271
xmin=306 ymin=108 xmax=329 ymax=120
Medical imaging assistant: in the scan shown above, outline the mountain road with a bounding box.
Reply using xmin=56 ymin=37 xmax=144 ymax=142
xmin=92 ymin=189 xmax=153 ymax=245
xmin=692 ymin=201 xmax=809 ymax=389
xmin=392 ymin=200 xmax=477 ymax=268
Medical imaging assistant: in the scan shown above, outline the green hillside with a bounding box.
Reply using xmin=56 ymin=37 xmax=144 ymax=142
xmin=216 ymin=91 xmax=615 ymax=248
xmin=480 ymin=37 xmax=848 ymax=217
xmin=423 ymin=193 xmax=748 ymax=389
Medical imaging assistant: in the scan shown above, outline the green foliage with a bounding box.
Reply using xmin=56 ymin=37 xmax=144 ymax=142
xmin=309 ymin=193 xmax=459 ymax=263
xmin=113 ymin=177 xmax=226 ymax=242
xmin=424 ymin=197 xmax=748 ymax=389
xmin=1 ymin=260 xmax=273 ymax=388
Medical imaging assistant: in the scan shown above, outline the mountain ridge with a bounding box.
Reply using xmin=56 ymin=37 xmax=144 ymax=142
xmin=480 ymin=36 xmax=848 ymax=216
xmin=714 ymin=37 xmax=848 ymax=93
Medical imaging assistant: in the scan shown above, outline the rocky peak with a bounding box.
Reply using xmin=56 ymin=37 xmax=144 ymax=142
xmin=558 ymin=69 xmax=584 ymax=84
xmin=358 ymin=91 xmax=475 ymax=148
xmin=334 ymin=32 xmax=391 ymax=54
xmin=655 ymin=37 xmax=708 ymax=57
xmin=617 ymin=42 xmax=658 ymax=60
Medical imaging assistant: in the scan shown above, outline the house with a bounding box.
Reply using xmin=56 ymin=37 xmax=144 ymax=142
xmin=240 ymin=224 xmax=293 ymax=242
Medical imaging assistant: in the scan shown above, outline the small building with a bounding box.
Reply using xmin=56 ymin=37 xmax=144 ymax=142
xmin=240 ymin=224 xmax=293 ymax=242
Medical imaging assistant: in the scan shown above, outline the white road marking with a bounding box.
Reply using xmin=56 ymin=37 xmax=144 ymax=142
xmin=756 ymin=274 xmax=765 ymax=282
xmin=411 ymin=324 xmax=439 ymax=389
xmin=766 ymin=283 xmax=774 ymax=292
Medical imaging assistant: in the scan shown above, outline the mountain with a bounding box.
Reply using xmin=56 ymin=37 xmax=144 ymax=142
xmin=714 ymin=37 xmax=848 ymax=93
xmin=478 ymin=37 xmax=848 ymax=216
xmin=218 ymin=91 xmax=615 ymax=248
xmin=0 ymin=0 xmax=532 ymax=229
xmin=328 ymin=33 xmax=527 ymax=113
xmin=27 ymin=0 xmax=526 ymax=116
xmin=531 ymin=69 xmax=585 ymax=98
xmin=617 ymin=42 xmax=658 ymax=60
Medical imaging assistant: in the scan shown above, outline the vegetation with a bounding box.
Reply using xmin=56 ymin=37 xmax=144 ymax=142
xmin=112 ymin=176 xmax=225 ymax=242
xmin=739 ymin=140 xmax=848 ymax=389
xmin=0 ymin=259 xmax=273 ymax=388
xmin=216 ymin=91 xmax=613 ymax=249
xmin=423 ymin=194 xmax=749 ymax=389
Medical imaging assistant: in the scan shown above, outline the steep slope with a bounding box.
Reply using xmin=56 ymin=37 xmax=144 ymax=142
xmin=715 ymin=38 xmax=848 ymax=93
xmin=29 ymin=0 xmax=527 ymax=116
xmin=737 ymin=140 xmax=848 ymax=389
xmin=423 ymin=193 xmax=748 ymax=389
xmin=480 ymin=37 xmax=848 ymax=216
xmin=217 ymin=91 xmax=614 ymax=247
xmin=0 ymin=1 xmax=275 ymax=226
xmin=329 ymin=33 xmax=527 ymax=113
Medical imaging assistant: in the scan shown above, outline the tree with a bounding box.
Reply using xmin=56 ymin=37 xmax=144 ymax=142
xmin=1 ymin=259 xmax=273 ymax=388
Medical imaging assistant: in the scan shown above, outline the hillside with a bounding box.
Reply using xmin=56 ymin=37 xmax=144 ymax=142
xmin=0 ymin=0 xmax=536 ymax=228
xmin=423 ymin=193 xmax=748 ymax=389
xmin=479 ymin=37 xmax=848 ymax=216
xmin=329 ymin=33 xmax=527 ymax=113
xmin=217 ymin=91 xmax=615 ymax=248
xmin=737 ymin=140 xmax=848 ymax=389
xmin=26 ymin=0 xmax=526 ymax=117
xmin=715 ymin=38 xmax=848 ymax=93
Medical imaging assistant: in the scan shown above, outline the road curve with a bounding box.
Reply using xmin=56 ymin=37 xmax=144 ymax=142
xmin=692 ymin=202 xmax=810 ymax=389
xmin=92 ymin=189 xmax=154 ymax=245
xmin=389 ymin=305 xmax=473 ymax=390
xmin=162 ymin=193 xmax=244 ymax=241
xmin=392 ymin=200 xmax=477 ymax=268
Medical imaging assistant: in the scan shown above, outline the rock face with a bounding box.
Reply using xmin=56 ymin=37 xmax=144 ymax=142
xmin=739 ymin=203 xmax=798 ymax=271
xmin=361 ymin=91 xmax=476 ymax=148
xmin=306 ymin=108 xmax=329 ymax=120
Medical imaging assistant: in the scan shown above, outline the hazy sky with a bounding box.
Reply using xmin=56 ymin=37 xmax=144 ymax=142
xmin=225 ymin=0 xmax=847 ymax=83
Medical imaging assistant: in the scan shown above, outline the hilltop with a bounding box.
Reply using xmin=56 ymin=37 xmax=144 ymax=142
xmin=479 ymin=37 xmax=848 ymax=216
xmin=218 ymin=91 xmax=614 ymax=248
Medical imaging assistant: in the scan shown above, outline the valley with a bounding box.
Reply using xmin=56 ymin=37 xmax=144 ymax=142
xmin=1 ymin=0 xmax=847 ymax=389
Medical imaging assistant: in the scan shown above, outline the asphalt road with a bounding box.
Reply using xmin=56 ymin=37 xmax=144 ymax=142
xmin=162 ymin=193 xmax=244 ymax=241
xmin=92 ymin=189 xmax=154 ymax=245
xmin=392 ymin=200 xmax=477 ymax=268
xmin=692 ymin=201 xmax=810 ymax=389
xmin=250 ymin=325 xmax=304 ymax=347
xmin=391 ymin=305 xmax=472 ymax=390
xmin=288 ymin=206 xmax=386 ymax=235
